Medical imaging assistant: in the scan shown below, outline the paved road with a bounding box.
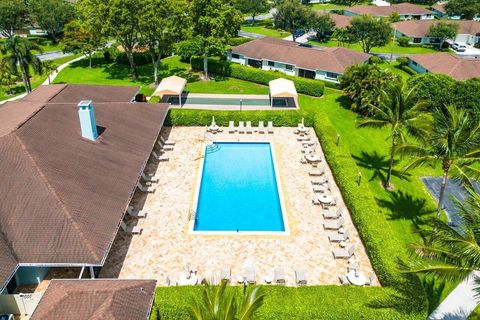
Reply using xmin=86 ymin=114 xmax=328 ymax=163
xmin=243 ymin=8 xmax=276 ymax=22
xmin=35 ymin=50 xmax=73 ymax=61
xmin=238 ymin=30 xmax=266 ymax=39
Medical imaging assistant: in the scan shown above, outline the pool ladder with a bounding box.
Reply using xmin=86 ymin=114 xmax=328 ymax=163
xmin=189 ymin=210 xmax=199 ymax=226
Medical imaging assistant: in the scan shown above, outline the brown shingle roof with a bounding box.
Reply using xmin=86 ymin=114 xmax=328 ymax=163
xmin=409 ymin=53 xmax=480 ymax=80
xmin=345 ymin=3 xmax=433 ymax=16
xmin=0 ymin=85 xmax=169 ymax=290
xmin=231 ymin=37 xmax=370 ymax=74
xmin=431 ymin=3 xmax=446 ymax=14
xmin=30 ymin=279 xmax=156 ymax=320
xmin=394 ymin=19 xmax=480 ymax=37
xmin=329 ymin=13 xmax=352 ymax=29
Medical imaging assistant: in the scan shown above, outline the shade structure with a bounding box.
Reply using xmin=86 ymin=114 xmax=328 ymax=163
xmin=153 ymin=75 xmax=187 ymax=99
xmin=268 ymin=78 xmax=298 ymax=107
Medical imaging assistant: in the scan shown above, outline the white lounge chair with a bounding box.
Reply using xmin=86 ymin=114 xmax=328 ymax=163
xmin=329 ymin=230 xmax=350 ymax=242
xmin=158 ymin=136 xmax=175 ymax=146
xmin=323 ymin=208 xmax=342 ymax=219
xmin=151 ymin=151 xmax=169 ymax=161
xmin=333 ymin=245 xmax=356 ymax=259
xmin=137 ymin=182 xmax=155 ymax=193
xmin=228 ymin=121 xmax=235 ymax=133
xmin=220 ymin=268 xmax=231 ymax=282
xmin=245 ymin=266 xmax=256 ymax=284
xmin=267 ymin=121 xmax=274 ymax=133
xmin=364 ymin=274 xmax=375 ymax=286
xmin=308 ymin=168 xmax=324 ymax=176
xmin=141 ymin=172 xmax=159 ymax=183
xmin=297 ymin=136 xmax=310 ymax=142
xmin=323 ymin=216 xmax=345 ymax=230
xmin=339 ymin=275 xmax=350 ymax=285
xmin=312 ymin=198 xmax=321 ymax=205
xmin=159 ymin=144 xmax=174 ymax=151
xmin=295 ymin=270 xmax=307 ymax=286
xmin=120 ymin=221 xmax=142 ymax=234
xmin=127 ymin=206 xmax=147 ymax=218
xmin=258 ymin=121 xmax=265 ymax=133
xmin=274 ymin=267 xmax=285 ymax=285
xmin=300 ymin=157 xmax=307 ymax=164
xmin=312 ymin=184 xmax=329 ymax=193
xmin=246 ymin=121 xmax=253 ymax=134
xmin=311 ymin=177 xmax=328 ymax=185
xmin=238 ymin=121 xmax=246 ymax=134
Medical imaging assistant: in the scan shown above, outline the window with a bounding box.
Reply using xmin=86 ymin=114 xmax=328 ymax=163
xmin=267 ymin=61 xmax=275 ymax=67
xmin=326 ymin=72 xmax=339 ymax=79
xmin=231 ymin=53 xmax=240 ymax=59
xmin=247 ymin=59 xmax=262 ymax=69
xmin=411 ymin=61 xmax=418 ymax=66
xmin=413 ymin=37 xmax=422 ymax=44
xmin=285 ymin=64 xmax=294 ymax=71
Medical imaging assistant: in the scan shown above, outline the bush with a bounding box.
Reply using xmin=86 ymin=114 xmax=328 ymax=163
xmin=369 ymin=56 xmax=384 ymax=65
xmin=176 ymin=38 xmax=203 ymax=62
xmin=396 ymin=56 xmax=409 ymax=67
xmin=103 ymin=46 xmax=120 ymax=62
xmin=190 ymin=57 xmax=325 ymax=97
xmin=397 ymin=36 xmax=410 ymax=47
xmin=115 ymin=52 xmax=151 ymax=66
xmin=229 ymin=37 xmax=253 ymax=46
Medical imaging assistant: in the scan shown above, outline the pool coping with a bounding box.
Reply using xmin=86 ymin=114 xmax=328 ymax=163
xmin=188 ymin=140 xmax=290 ymax=236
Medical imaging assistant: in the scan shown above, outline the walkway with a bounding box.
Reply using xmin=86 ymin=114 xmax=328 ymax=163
xmin=35 ymin=50 xmax=73 ymax=62
xmin=429 ymin=271 xmax=480 ymax=320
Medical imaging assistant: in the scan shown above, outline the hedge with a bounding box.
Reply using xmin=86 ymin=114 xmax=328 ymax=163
xmin=190 ymin=57 xmax=325 ymax=97
xmin=229 ymin=37 xmax=253 ymax=46
xmin=115 ymin=52 xmax=151 ymax=66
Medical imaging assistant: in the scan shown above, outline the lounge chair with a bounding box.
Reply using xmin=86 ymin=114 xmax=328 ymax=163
xmin=295 ymin=270 xmax=307 ymax=286
xmin=347 ymin=262 xmax=356 ymax=273
xmin=323 ymin=216 xmax=345 ymax=230
xmin=141 ymin=172 xmax=159 ymax=183
xmin=300 ymin=157 xmax=307 ymax=164
xmin=312 ymin=184 xmax=329 ymax=193
xmin=238 ymin=121 xmax=246 ymax=134
xmin=246 ymin=121 xmax=253 ymax=134
xmin=137 ymin=182 xmax=155 ymax=193
xmin=258 ymin=121 xmax=265 ymax=133
xmin=120 ymin=221 xmax=142 ymax=234
xmin=333 ymin=245 xmax=356 ymax=259
xmin=308 ymin=168 xmax=324 ymax=176
xmin=297 ymin=136 xmax=310 ymax=142
xmin=220 ymin=268 xmax=231 ymax=282
xmin=228 ymin=121 xmax=235 ymax=133
xmin=365 ymin=274 xmax=375 ymax=286
xmin=312 ymin=198 xmax=321 ymax=205
xmin=159 ymin=144 xmax=174 ymax=151
xmin=267 ymin=121 xmax=274 ymax=133
xmin=127 ymin=206 xmax=147 ymax=218
xmin=245 ymin=266 xmax=256 ymax=284
xmin=151 ymin=151 xmax=169 ymax=161
xmin=159 ymin=136 xmax=175 ymax=146
xmin=274 ymin=267 xmax=285 ymax=285
xmin=323 ymin=208 xmax=342 ymax=219
xmin=339 ymin=275 xmax=350 ymax=285
xmin=311 ymin=177 xmax=328 ymax=185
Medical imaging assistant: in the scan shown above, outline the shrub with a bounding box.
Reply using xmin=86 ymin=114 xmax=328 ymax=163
xmin=397 ymin=36 xmax=410 ymax=47
xmin=176 ymin=38 xmax=203 ymax=62
xmin=396 ymin=56 xmax=409 ymax=67
xmin=103 ymin=46 xmax=120 ymax=62
xmin=115 ymin=52 xmax=151 ymax=66
xmin=229 ymin=37 xmax=252 ymax=46
xmin=369 ymin=56 xmax=384 ymax=65
xmin=190 ymin=57 xmax=325 ymax=97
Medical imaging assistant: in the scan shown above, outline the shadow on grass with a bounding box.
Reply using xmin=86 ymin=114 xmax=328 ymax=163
xmin=421 ymin=276 xmax=447 ymax=314
xmin=335 ymin=95 xmax=351 ymax=111
xmin=377 ymin=190 xmax=434 ymax=234
xmin=352 ymin=150 xmax=411 ymax=184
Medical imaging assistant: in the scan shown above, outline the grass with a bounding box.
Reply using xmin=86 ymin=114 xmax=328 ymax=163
xmin=241 ymin=21 xmax=290 ymax=38
xmin=308 ymin=38 xmax=439 ymax=54
xmin=379 ymin=61 xmax=414 ymax=80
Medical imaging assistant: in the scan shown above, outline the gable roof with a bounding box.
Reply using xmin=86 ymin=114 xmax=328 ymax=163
xmin=231 ymin=37 xmax=370 ymax=74
xmin=345 ymin=3 xmax=433 ymax=16
xmin=431 ymin=3 xmax=446 ymax=14
xmin=409 ymin=53 xmax=480 ymax=80
xmin=394 ymin=19 xmax=480 ymax=37
xmin=30 ymin=279 xmax=156 ymax=320
xmin=329 ymin=13 xmax=353 ymax=29
xmin=0 ymin=85 xmax=169 ymax=290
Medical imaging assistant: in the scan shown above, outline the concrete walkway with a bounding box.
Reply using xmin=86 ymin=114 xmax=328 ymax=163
xmin=429 ymin=271 xmax=480 ymax=320
xmin=36 ymin=50 xmax=73 ymax=62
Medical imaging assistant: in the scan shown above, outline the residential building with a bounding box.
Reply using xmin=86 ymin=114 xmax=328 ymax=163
xmin=394 ymin=20 xmax=480 ymax=45
xmin=228 ymin=37 xmax=370 ymax=82
xmin=408 ymin=52 xmax=480 ymax=80
xmin=343 ymin=3 xmax=434 ymax=20
xmin=0 ymin=84 xmax=168 ymax=299
xmin=329 ymin=13 xmax=353 ymax=29
xmin=431 ymin=2 xmax=479 ymax=20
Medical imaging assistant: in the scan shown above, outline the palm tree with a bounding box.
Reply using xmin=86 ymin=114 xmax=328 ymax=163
xmin=357 ymin=80 xmax=431 ymax=189
xmin=405 ymin=189 xmax=480 ymax=292
xmin=0 ymin=58 xmax=18 ymax=95
xmin=190 ymin=280 xmax=266 ymax=320
xmin=0 ymin=36 xmax=42 ymax=93
xmin=43 ymin=60 xmax=57 ymax=85
xmin=398 ymin=105 xmax=480 ymax=219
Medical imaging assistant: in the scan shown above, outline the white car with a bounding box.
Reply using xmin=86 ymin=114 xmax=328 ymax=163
xmin=451 ymin=43 xmax=466 ymax=52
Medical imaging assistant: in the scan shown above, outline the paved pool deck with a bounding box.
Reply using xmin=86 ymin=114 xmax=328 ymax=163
xmin=100 ymin=126 xmax=376 ymax=286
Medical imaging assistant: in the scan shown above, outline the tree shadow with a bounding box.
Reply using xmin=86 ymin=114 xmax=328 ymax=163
xmin=376 ymin=190 xmax=434 ymax=233
xmin=421 ymin=276 xmax=447 ymax=314
xmin=352 ymin=151 xmax=411 ymax=184
xmin=335 ymin=95 xmax=351 ymax=111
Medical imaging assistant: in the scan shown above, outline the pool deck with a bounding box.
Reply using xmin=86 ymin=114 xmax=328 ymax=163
xmin=100 ymin=126 xmax=376 ymax=286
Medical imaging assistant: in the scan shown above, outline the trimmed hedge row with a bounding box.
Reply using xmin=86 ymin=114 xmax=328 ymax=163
xmin=190 ymin=57 xmax=325 ymax=97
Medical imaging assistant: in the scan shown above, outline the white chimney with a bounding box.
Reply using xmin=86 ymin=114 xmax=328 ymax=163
xmin=77 ymin=100 xmax=98 ymax=141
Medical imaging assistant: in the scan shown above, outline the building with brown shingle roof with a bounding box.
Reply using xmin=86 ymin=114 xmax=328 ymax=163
xmin=344 ymin=3 xmax=434 ymax=20
xmin=408 ymin=52 xmax=480 ymax=80
xmin=228 ymin=37 xmax=370 ymax=82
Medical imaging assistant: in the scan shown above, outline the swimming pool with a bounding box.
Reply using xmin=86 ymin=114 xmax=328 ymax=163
xmin=167 ymin=96 xmax=288 ymax=107
xmin=192 ymin=142 xmax=287 ymax=234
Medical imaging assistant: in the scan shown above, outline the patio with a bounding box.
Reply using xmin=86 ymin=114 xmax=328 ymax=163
xmin=100 ymin=126 xmax=375 ymax=286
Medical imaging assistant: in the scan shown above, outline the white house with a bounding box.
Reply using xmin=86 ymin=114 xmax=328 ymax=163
xmin=343 ymin=3 xmax=434 ymax=20
xmin=408 ymin=53 xmax=480 ymax=80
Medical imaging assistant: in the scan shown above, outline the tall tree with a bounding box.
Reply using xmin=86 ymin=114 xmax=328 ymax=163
xmin=357 ymin=79 xmax=431 ymax=189
xmin=0 ymin=58 xmax=18 ymax=95
xmin=445 ymin=0 xmax=480 ymax=20
xmin=312 ymin=13 xmax=336 ymax=40
xmin=398 ymin=105 xmax=480 ymax=219
xmin=139 ymin=0 xmax=187 ymax=84
xmin=0 ymin=0 xmax=26 ymax=39
xmin=235 ymin=0 xmax=270 ymax=25
xmin=42 ymin=60 xmax=56 ymax=84
xmin=104 ymin=0 xmax=142 ymax=80
xmin=428 ymin=22 xmax=459 ymax=50
xmin=190 ymin=280 xmax=266 ymax=320
xmin=189 ymin=0 xmax=243 ymax=79
xmin=349 ymin=15 xmax=392 ymax=53
xmin=0 ymin=36 xmax=42 ymax=93
xmin=62 ymin=20 xmax=105 ymax=68
xmin=274 ymin=0 xmax=315 ymax=42
xmin=28 ymin=0 xmax=75 ymax=44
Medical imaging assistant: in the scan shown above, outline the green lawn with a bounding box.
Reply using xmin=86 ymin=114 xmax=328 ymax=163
xmin=380 ymin=61 xmax=414 ymax=80
xmin=241 ymin=21 xmax=290 ymax=38
xmin=308 ymin=38 xmax=439 ymax=54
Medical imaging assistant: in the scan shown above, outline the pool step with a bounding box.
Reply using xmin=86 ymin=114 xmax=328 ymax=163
xmin=205 ymin=143 xmax=221 ymax=154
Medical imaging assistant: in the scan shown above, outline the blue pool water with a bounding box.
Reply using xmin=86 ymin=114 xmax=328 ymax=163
xmin=194 ymin=142 xmax=285 ymax=232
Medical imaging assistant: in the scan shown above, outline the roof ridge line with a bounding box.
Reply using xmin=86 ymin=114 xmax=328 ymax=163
xmin=13 ymin=133 xmax=101 ymax=262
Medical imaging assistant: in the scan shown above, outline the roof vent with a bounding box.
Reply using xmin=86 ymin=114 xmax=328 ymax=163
xmin=77 ymin=100 xmax=98 ymax=141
